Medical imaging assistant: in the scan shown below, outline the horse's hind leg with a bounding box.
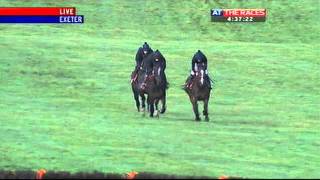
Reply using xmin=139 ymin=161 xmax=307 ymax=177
xmin=154 ymin=99 xmax=160 ymax=118
xmin=160 ymin=97 xmax=166 ymax=114
xmin=150 ymin=104 xmax=154 ymax=117
xmin=203 ymin=99 xmax=209 ymax=121
xmin=160 ymin=92 xmax=166 ymax=114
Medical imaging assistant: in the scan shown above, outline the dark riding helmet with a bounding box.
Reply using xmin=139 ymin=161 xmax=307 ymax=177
xmin=193 ymin=50 xmax=207 ymax=63
xmin=142 ymin=42 xmax=152 ymax=55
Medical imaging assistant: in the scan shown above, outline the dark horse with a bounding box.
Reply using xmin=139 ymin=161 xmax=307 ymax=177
xmin=131 ymin=42 xmax=153 ymax=112
xmin=141 ymin=50 xmax=168 ymax=117
xmin=184 ymin=57 xmax=211 ymax=121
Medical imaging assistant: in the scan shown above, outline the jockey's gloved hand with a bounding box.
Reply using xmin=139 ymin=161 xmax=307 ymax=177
xmin=190 ymin=70 xmax=195 ymax=76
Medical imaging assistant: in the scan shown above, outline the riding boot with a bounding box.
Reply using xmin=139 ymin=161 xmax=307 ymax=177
xmin=205 ymin=75 xmax=212 ymax=89
xmin=183 ymin=75 xmax=194 ymax=90
xmin=163 ymin=74 xmax=168 ymax=89
xmin=131 ymin=68 xmax=139 ymax=83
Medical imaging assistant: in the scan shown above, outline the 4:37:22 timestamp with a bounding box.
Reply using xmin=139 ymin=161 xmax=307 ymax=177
xmin=227 ymin=16 xmax=254 ymax=22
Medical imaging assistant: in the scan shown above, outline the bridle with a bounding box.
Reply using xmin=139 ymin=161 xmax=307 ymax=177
xmin=189 ymin=67 xmax=205 ymax=89
xmin=141 ymin=69 xmax=154 ymax=90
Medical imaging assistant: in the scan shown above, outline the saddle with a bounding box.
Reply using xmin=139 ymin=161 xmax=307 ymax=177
xmin=184 ymin=74 xmax=212 ymax=90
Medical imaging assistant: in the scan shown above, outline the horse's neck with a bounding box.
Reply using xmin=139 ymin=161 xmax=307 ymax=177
xmin=152 ymin=74 xmax=165 ymax=87
xmin=193 ymin=75 xmax=205 ymax=87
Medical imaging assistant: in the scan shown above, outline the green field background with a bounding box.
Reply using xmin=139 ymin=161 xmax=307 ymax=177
xmin=0 ymin=0 xmax=319 ymax=178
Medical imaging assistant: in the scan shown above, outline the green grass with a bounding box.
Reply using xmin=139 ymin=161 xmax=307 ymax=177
xmin=0 ymin=0 xmax=319 ymax=178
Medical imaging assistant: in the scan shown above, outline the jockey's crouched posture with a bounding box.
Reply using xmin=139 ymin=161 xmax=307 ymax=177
xmin=131 ymin=42 xmax=153 ymax=83
xmin=184 ymin=50 xmax=212 ymax=89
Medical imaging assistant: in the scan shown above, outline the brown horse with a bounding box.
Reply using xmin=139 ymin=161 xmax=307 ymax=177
xmin=141 ymin=50 xmax=168 ymax=118
xmin=184 ymin=62 xmax=211 ymax=121
xmin=131 ymin=43 xmax=153 ymax=112
xmin=131 ymin=66 xmax=148 ymax=113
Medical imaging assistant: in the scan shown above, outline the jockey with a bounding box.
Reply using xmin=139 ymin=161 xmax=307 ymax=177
xmin=185 ymin=50 xmax=212 ymax=89
xmin=131 ymin=42 xmax=153 ymax=83
xmin=135 ymin=42 xmax=153 ymax=71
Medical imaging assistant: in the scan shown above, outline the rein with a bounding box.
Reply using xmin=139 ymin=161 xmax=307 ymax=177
xmin=188 ymin=70 xmax=206 ymax=89
xmin=140 ymin=71 xmax=154 ymax=89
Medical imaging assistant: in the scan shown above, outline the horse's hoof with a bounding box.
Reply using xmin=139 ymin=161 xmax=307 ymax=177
xmin=160 ymin=107 xmax=166 ymax=114
xmin=140 ymin=108 xmax=145 ymax=112
xmin=154 ymin=110 xmax=159 ymax=119
xmin=195 ymin=117 xmax=201 ymax=121
xmin=205 ymin=117 xmax=209 ymax=121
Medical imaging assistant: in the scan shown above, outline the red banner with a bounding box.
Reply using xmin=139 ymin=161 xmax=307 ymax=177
xmin=0 ymin=7 xmax=76 ymax=16
xmin=223 ymin=9 xmax=266 ymax=17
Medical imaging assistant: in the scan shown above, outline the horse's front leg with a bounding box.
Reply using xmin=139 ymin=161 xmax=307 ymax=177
xmin=190 ymin=97 xmax=200 ymax=121
xmin=132 ymin=88 xmax=140 ymax=112
xmin=147 ymin=96 xmax=154 ymax=117
xmin=141 ymin=94 xmax=146 ymax=112
xmin=203 ymin=98 xmax=209 ymax=121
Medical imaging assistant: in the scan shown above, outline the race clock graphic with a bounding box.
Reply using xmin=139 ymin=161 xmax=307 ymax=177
xmin=211 ymin=9 xmax=266 ymax=22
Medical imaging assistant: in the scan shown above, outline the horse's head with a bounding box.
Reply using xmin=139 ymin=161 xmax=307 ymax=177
xmin=140 ymin=50 xmax=166 ymax=90
xmin=139 ymin=72 xmax=151 ymax=91
xmin=139 ymin=51 xmax=154 ymax=90
xmin=194 ymin=62 xmax=206 ymax=87
xmin=142 ymin=42 xmax=153 ymax=58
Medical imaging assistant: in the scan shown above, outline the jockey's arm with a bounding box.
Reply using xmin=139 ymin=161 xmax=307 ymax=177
xmin=191 ymin=58 xmax=196 ymax=75
xmin=204 ymin=60 xmax=208 ymax=74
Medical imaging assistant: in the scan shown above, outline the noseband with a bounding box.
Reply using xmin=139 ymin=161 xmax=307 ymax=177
xmin=188 ymin=69 xmax=205 ymax=89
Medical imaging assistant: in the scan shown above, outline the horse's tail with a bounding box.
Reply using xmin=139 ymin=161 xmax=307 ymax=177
xmin=160 ymin=92 xmax=166 ymax=114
